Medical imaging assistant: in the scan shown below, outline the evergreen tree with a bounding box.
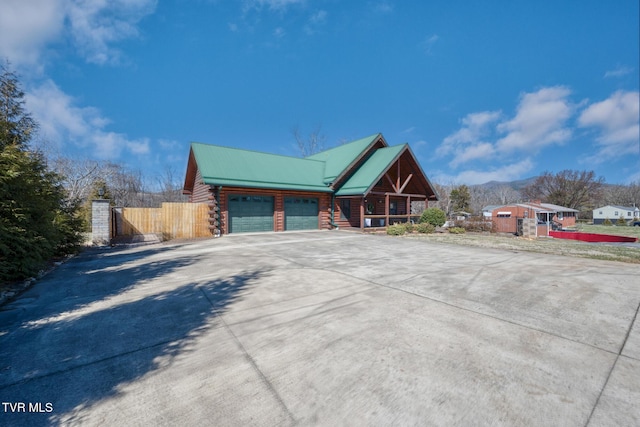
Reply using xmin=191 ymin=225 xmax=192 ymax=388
xmin=450 ymin=185 xmax=471 ymax=213
xmin=0 ymin=64 xmax=84 ymax=282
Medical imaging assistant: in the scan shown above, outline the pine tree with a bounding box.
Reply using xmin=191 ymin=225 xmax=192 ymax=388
xmin=0 ymin=64 xmax=84 ymax=282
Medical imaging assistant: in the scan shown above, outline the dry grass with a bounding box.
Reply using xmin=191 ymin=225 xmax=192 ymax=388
xmin=405 ymin=231 xmax=640 ymax=264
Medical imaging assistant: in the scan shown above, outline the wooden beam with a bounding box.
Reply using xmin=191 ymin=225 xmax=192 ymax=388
xmin=360 ymin=198 xmax=365 ymax=229
xmin=406 ymin=196 xmax=411 ymax=220
xmin=385 ymin=173 xmax=398 ymax=193
xmin=396 ymin=161 xmax=400 ymax=192
xmin=398 ymin=173 xmax=413 ymax=194
xmin=369 ymin=191 xmax=427 ymax=198
xmin=385 ymin=193 xmax=389 ymax=227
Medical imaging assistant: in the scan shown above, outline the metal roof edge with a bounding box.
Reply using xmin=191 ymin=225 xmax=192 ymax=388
xmin=402 ymin=144 xmax=440 ymax=201
xmin=330 ymin=133 xmax=386 ymax=189
xmin=359 ymin=144 xmax=408 ymax=196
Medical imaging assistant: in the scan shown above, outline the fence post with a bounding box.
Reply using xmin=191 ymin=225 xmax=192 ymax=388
xmin=91 ymin=199 xmax=112 ymax=245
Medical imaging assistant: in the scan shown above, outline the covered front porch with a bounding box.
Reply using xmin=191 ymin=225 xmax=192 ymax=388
xmin=333 ymin=145 xmax=438 ymax=230
xmin=337 ymin=193 xmax=426 ymax=229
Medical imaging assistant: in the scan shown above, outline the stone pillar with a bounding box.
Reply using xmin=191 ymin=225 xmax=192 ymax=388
xmin=521 ymin=218 xmax=537 ymax=238
xmin=91 ymin=199 xmax=111 ymax=245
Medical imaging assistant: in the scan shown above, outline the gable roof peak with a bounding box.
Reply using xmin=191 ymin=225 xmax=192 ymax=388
xmin=306 ymin=133 xmax=386 ymax=185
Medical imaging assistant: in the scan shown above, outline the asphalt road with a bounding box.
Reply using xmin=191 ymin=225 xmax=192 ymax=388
xmin=1 ymin=231 xmax=639 ymax=426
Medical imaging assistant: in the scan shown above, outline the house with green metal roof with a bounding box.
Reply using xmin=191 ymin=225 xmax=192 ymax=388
xmin=183 ymin=133 xmax=438 ymax=235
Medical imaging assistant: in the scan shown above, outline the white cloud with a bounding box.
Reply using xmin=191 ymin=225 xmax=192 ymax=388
xmin=421 ymin=34 xmax=439 ymax=55
xmin=435 ymin=159 xmax=534 ymax=186
xmin=437 ymin=110 xmax=501 ymax=165
xmin=25 ymin=80 xmax=149 ymax=159
xmin=310 ymin=10 xmax=327 ymax=24
xmin=0 ymin=0 xmax=65 ymax=69
xmin=436 ymin=86 xmax=573 ymax=182
xmin=0 ymin=0 xmax=157 ymax=67
xmin=273 ymin=27 xmax=286 ymax=38
xmin=66 ymin=0 xmax=157 ymax=65
xmin=604 ymin=66 xmax=634 ymax=78
xmin=243 ymin=0 xmax=305 ymax=12
xmin=436 ymin=86 xmax=637 ymax=184
xmin=578 ymin=90 xmax=640 ymax=161
xmin=496 ymin=86 xmax=573 ymax=153
xmin=303 ymin=10 xmax=328 ymax=35
xmin=373 ymin=1 xmax=394 ymax=14
xmin=449 ymin=143 xmax=495 ymax=168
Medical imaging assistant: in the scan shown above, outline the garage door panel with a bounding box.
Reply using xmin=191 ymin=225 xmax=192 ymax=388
xmin=229 ymin=195 xmax=274 ymax=233
xmin=285 ymin=197 xmax=318 ymax=230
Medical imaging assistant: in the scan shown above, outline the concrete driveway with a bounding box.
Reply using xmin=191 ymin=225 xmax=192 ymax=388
xmin=1 ymin=231 xmax=638 ymax=426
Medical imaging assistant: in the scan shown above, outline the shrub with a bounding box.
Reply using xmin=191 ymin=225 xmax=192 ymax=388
xmin=403 ymin=223 xmax=415 ymax=233
xmin=603 ymin=218 xmax=612 ymax=226
xmin=415 ymin=223 xmax=435 ymax=234
xmin=448 ymin=227 xmax=466 ymax=234
xmin=386 ymin=224 xmax=406 ymax=235
xmin=616 ymin=216 xmax=627 ymax=226
xmin=454 ymin=217 xmax=493 ymax=232
xmin=420 ymin=207 xmax=446 ymax=227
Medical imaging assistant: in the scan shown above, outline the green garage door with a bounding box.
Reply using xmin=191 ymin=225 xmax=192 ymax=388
xmin=228 ymin=195 xmax=274 ymax=233
xmin=285 ymin=197 xmax=319 ymax=230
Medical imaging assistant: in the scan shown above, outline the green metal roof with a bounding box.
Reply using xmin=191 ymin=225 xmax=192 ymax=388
xmin=306 ymin=133 xmax=382 ymax=184
xmin=335 ymin=144 xmax=407 ymax=196
xmin=190 ymin=142 xmax=332 ymax=192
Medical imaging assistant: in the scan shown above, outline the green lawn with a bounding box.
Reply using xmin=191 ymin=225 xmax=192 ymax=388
xmin=405 ymin=224 xmax=640 ymax=264
xmin=577 ymin=223 xmax=640 ymax=239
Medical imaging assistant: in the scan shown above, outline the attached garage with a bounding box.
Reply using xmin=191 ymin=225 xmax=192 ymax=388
xmin=228 ymin=195 xmax=274 ymax=233
xmin=183 ymin=133 xmax=438 ymax=236
xmin=284 ymin=197 xmax=319 ymax=230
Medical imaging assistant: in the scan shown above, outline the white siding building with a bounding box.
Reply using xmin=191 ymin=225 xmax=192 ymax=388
xmin=592 ymin=205 xmax=640 ymax=224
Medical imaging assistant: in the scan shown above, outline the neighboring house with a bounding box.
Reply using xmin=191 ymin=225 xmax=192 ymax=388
xmin=183 ymin=133 xmax=439 ymax=235
xmin=482 ymin=205 xmax=503 ymax=219
xmin=489 ymin=201 xmax=578 ymax=236
xmin=592 ymin=205 xmax=640 ymax=224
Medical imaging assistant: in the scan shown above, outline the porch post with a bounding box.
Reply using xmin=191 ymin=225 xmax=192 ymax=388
xmin=360 ymin=198 xmax=365 ymax=230
xmin=547 ymin=213 xmax=550 ymax=236
xmin=385 ymin=193 xmax=389 ymax=227
xmin=406 ymin=196 xmax=411 ymax=222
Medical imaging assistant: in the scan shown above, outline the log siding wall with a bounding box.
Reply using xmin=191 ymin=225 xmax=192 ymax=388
xmin=188 ymin=169 xmax=212 ymax=203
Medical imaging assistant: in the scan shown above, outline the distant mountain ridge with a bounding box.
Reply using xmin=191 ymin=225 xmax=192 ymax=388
xmin=472 ymin=176 xmax=538 ymax=191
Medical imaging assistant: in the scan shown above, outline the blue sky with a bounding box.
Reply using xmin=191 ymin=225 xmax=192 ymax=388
xmin=1 ymin=0 xmax=638 ymax=186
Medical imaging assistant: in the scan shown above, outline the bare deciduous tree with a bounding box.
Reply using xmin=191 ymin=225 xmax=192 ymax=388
xmin=603 ymin=180 xmax=640 ymax=208
xmin=430 ymin=182 xmax=452 ymax=214
xmin=292 ymin=124 xmax=326 ymax=157
xmin=157 ymin=166 xmax=186 ymax=203
xmin=521 ymin=170 xmax=604 ymax=210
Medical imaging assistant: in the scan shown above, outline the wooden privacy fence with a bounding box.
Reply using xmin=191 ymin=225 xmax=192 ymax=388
xmin=113 ymin=203 xmax=210 ymax=240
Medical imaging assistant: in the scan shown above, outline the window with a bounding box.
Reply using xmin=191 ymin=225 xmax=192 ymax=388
xmin=340 ymin=199 xmax=351 ymax=220
xmin=599 ymin=211 xmax=603 ymax=215
xmin=628 ymin=212 xmax=632 ymax=217
xmin=615 ymin=211 xmax=619 ymax=216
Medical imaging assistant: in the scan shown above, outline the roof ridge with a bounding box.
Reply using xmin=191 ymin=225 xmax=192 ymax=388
xmin=307 ymin=133 xmax=383 ymax=157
